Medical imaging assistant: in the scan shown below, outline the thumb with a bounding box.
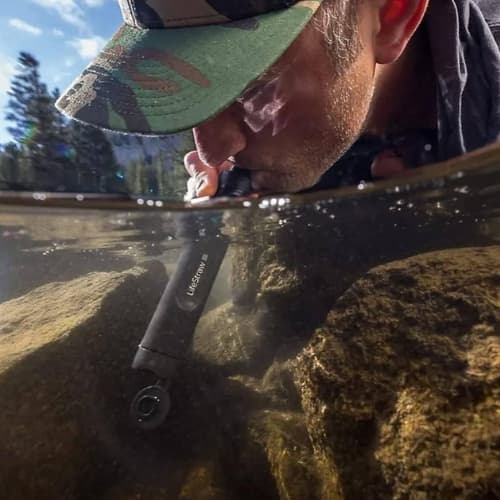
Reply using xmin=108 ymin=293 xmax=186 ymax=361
xmin=184 ymin=151 xmax=233 ymax=198
xmin=184 ymin=150 xmax=218 ymax=198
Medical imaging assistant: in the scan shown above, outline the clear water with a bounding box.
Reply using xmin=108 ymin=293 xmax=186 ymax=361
xmin=0 ymin=144 xmax=499 ymax=499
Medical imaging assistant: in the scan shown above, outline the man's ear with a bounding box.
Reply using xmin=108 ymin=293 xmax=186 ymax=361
xmin=374 ymin=0 xmax=429 ymax=64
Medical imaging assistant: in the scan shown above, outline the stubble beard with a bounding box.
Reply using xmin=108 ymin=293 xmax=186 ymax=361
xmin=309 ymin=0 xmax=375 ymax=176
xmin=249 ymin=0 xmax=372 ymax=193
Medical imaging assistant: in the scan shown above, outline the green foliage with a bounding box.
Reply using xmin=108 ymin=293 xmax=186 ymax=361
xmin=121 ymin=133 xmax=191 ymax=198
xmin=2 ymin=52 xmax=125 ymax=192
xmin=154 ymin=147 xmax=190 ymax=199
xmin=6 ymin=52 xmax=47 ymax=145
xmin=0 ymin=143 xmax=33 ymax=189
xmin=125 ymin=161 xmax=148 ymax=195
xmin=2 ymin=51 xmax=192 ymax=198
xmin=69 ymin=121 xmax=121 ymax=192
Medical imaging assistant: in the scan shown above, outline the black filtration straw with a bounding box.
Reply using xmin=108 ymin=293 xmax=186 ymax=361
xmin=130 ymin=167 xmax=252 ymax=429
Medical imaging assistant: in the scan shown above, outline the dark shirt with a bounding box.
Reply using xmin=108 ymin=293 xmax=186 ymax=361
xmin=316 ymin=0 xmax=500 ymax=190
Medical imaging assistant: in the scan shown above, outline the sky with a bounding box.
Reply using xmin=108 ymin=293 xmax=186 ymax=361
xmin=0 ymin=0 xmax=122 ymax=143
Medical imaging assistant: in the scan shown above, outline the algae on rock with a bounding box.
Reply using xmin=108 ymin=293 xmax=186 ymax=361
xmin=296 ymin=246 xmax=500 ymax=499
xmin=0 ymin=262 xmax=167 ymax=499
xmin=1 ymin=211 xmax=498 ymax=500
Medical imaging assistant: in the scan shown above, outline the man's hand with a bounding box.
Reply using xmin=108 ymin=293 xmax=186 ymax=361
xmin=184 ymin=151 xmax=233 ymax=200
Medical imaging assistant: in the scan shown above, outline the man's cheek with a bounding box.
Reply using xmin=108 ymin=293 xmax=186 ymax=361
xmin=271 ymin=109 xmax=291 ymax=137
xmin=241 ymin=77 xmax=288 ymax=135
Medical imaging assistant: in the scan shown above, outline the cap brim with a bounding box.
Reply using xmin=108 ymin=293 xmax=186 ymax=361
xmin=56 ymin=1 xmax=321 ymax=135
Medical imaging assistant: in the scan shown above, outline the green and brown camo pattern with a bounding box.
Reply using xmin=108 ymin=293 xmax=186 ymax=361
xmin=56 ymin=0 xmax=321 ymax=134
xmin=56 ymin=38 xmax=214 ymax=133
xmin=121 ymin=0 xmax=305 ymax=28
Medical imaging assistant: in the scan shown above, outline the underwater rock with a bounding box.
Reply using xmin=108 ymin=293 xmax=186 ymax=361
xmin=2 ymin=228 xmax=498 ymax=499
xmin=192 ymin=297 xmax=311 ymax=379
xmin=248 ymin=410 xmax=325 ymax=500
xmin=296 ymin=245 xmax=500 ymax=499
xmin=0 ymin=262 xmax=166 ymax=499
xmin=192 ymin=302 xmax=270 ymax=375
xmin=230 ymin=243 xmax=261 ymax=307
xmin=0 ymin=256 xmax=322 ymax=500
xmin=176 ymin=462 xmax=229 ymax=500
xmin=203 ymin=370 xmax=327 ymax=500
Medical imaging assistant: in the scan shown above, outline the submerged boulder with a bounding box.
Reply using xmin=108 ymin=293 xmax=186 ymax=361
xmin=1 ymin=241 xmax=498 ymax=500
xmin=296 ymin=245 xmax=500 ymax=499
xmin=0 ymin=257 xmax=321 ymax=500
xmin=192 ymin=302 xmax=267 ymax=374
xmin=192 ymin=239 xmax=500 ymax=499
xmin=0 ymin=262 xmax=167 ymax=499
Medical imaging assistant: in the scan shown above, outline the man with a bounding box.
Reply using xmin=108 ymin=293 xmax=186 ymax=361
xmin=56 ymin=0 xmax=500 ymax=198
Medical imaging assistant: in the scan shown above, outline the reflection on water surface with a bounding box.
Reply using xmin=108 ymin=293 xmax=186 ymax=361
xmin=0 ymin=144 xmax=499 ymax=499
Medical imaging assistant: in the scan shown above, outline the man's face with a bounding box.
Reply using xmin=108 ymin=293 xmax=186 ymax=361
xmin=192 ymin=1 xmax=377 ymax=192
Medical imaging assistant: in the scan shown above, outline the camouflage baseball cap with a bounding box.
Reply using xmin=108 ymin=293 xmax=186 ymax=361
xmin=56 ymin=0 xmax=323 ymax=135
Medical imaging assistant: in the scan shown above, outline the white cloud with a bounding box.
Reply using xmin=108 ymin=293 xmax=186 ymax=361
xmin=69 ymin=35 xmax=106 ymax=59
xmin=64 ymin=57 xmax=76 ymax=67
xmin=83 ymin=0 xmax=105 ymax=6
xmin=52 ymin=28 xmax=65 ymax=37
xmin=8 ymin=18 xmax=43 ymax=36
xmin=32 ymin=0 xmax=86 ymax=30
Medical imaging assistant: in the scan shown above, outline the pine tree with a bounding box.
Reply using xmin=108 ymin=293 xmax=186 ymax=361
xmin=159 ymin=132 xmax=191 ymax=199
xmin=0 ymin=144 xmax=20 ymax=188
xmin=5 ymin=52 xmax=61 ymax=188
xmin=0 ymin=143 xmax=34 ymax=189
xmin=154 ymin=149 xmax=168 ymax=197
xmin=48 ymin=88 xmax=76 ymax=190
xmin=2 ymin=51 xmax=190 ymax=195
xmin=6 ymin=53 xmax=44 ymax=144
xmin=154 ymin=144 xmax=189 ymax=199
xmin=70 ymin=121 xmax=124 ymax=192
xmin=125 ymin=160 xmax=148 ymax=195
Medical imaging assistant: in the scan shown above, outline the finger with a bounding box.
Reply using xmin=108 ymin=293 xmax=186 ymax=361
xmin=184 ymin=151 xmax=235 ymax=175
xmin=184 ymin=176 xmax=198 ymax=201
xmin=184 ymin=152 xmax=238 ymax=197
xmin=216 ymin=159 xmax=234 ymax=173
xmin=184 ymin=150 xmax=210 ymax=177
xmin=183 ymin=151 xmax=218 ymax=197
xmin=195 ymin=170 xmax=218 ymax=197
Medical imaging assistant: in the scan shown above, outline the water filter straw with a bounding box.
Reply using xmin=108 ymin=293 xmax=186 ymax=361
xmin=130 ymin=167 xmax=252 ymax=429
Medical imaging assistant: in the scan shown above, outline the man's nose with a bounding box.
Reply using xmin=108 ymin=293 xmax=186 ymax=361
xmin=193 ymin=105 xmax=247 ymax=167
